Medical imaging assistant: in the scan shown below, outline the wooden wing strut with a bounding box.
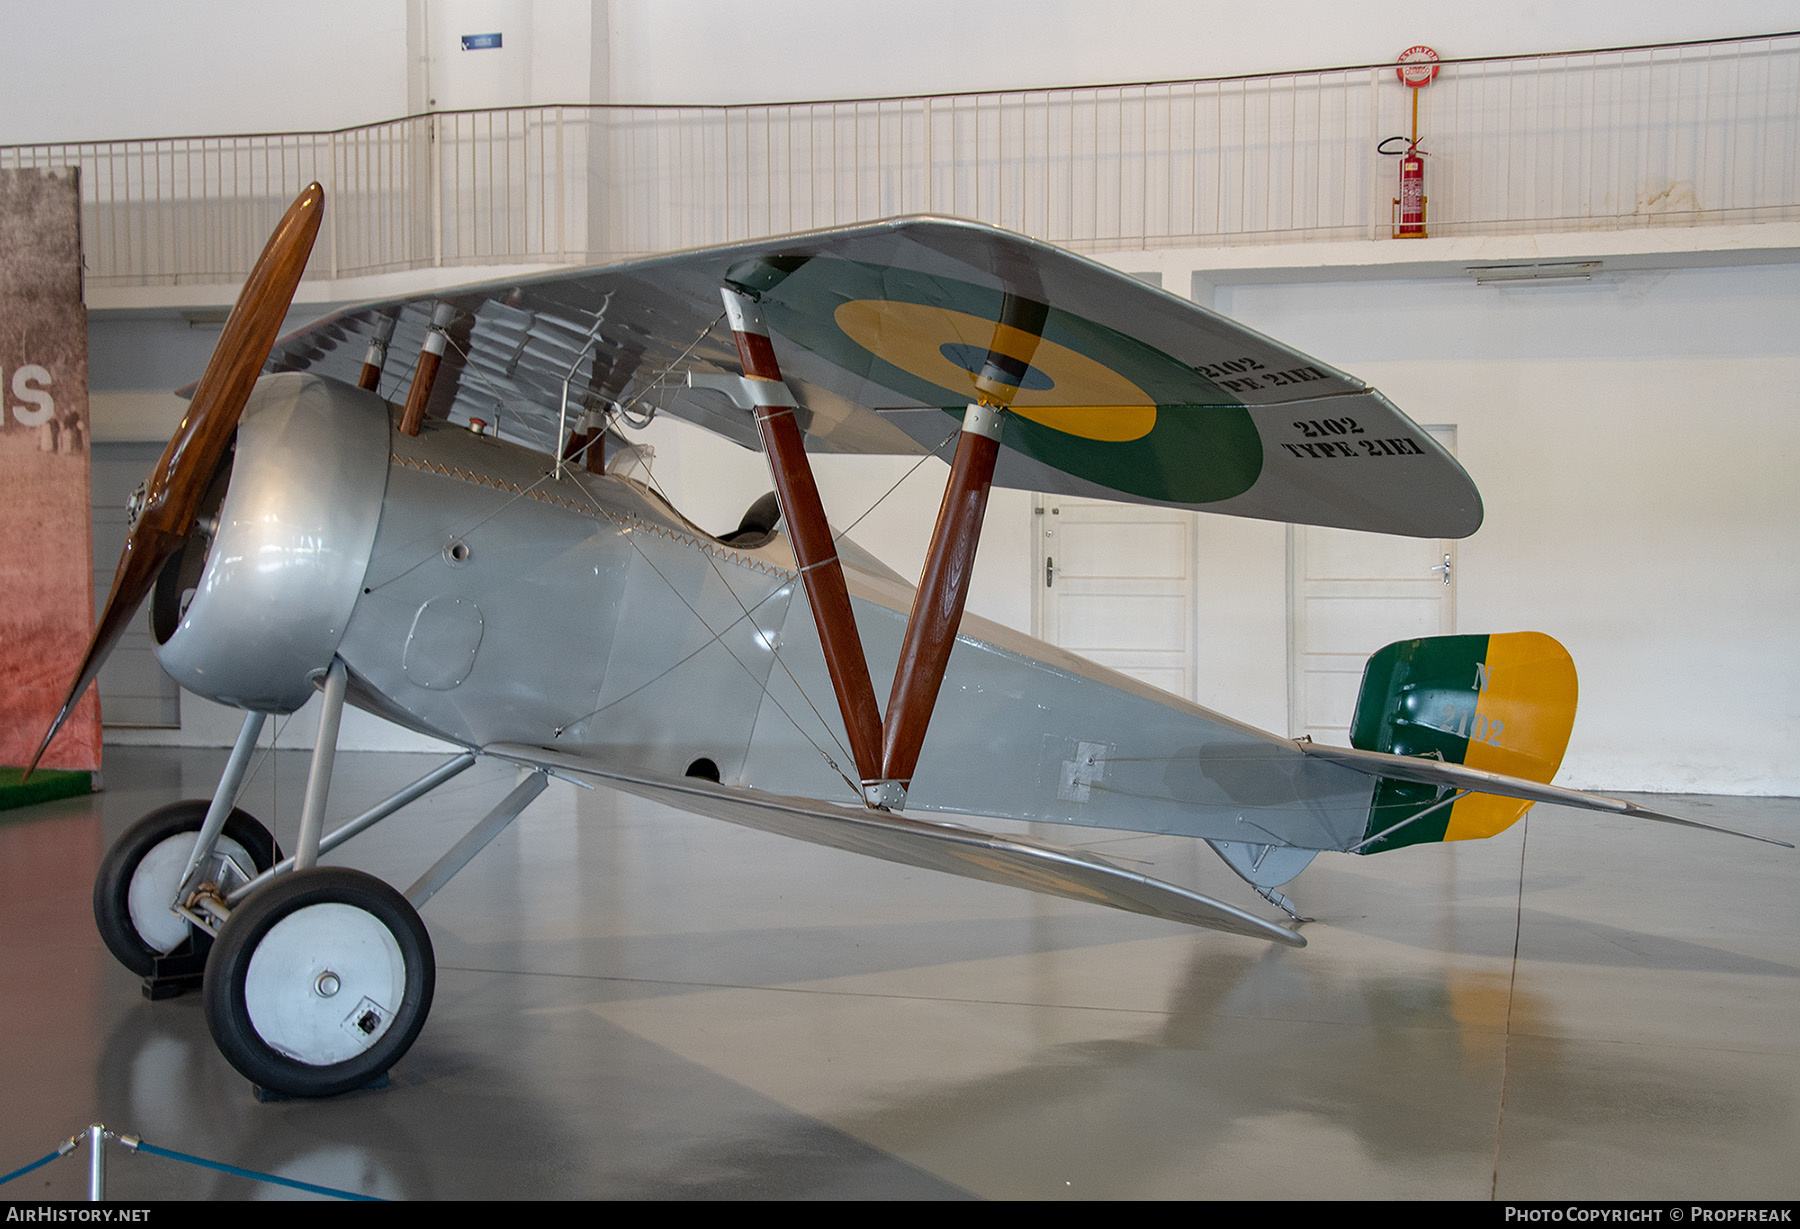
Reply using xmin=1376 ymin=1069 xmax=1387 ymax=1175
xmin=399 ymin=302 xmax=457 ymax=436
xmin=721 ymin=287 xmax=1018 ymax=810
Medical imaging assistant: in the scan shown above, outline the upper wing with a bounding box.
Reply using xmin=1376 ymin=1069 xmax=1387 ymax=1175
xmin=268 ymin=217 xmax=1481 ymax=537
xmin=483 ymin=743 xmax=1304 ymax=946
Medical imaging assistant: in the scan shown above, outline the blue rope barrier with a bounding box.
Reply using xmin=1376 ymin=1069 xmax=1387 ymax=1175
xmin=0 ymin=1149 xmax=67 ymax=1187
xmin=129 ymin=1141 xmax=383 ymax=1201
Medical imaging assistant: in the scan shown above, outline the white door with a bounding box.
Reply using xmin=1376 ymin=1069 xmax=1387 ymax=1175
xmin=1287 ymin=426 xmax=1458 ymax=745
xmin=1031 ymin=496 xmax=1198 ymax=700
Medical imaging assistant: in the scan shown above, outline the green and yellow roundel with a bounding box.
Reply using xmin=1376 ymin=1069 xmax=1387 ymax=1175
xmin=753 ymin=259 xmax=1263 ymax=505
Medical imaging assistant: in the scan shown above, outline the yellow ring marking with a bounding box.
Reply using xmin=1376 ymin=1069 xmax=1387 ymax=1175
xmin=833 ymin=300 xmax=1158 ymax=442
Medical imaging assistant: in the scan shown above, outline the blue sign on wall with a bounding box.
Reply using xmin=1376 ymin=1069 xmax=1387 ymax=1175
xmin=461 ymin=33 xmax=503 ymax=51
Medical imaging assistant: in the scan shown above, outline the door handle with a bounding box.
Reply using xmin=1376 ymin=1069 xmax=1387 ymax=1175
xmin=1430 ymin=553 xmax=1451 ymax=584
xmin=1045 ymin=556 xmax=1055 ymax=588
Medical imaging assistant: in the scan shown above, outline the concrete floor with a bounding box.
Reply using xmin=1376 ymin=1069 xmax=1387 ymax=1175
xmin=1 ymin=744 xmax=1795 ymax=1200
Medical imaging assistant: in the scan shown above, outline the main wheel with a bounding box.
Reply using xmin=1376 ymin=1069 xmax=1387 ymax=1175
xmin=94 ymin=800 xmax=279 ymax=976
xmin=203 ymin=867 xmax=435 ymax=1097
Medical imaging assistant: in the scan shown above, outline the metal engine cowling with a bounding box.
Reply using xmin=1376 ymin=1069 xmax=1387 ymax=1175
xmin=152 ymin=372 xmax=390 ymax=712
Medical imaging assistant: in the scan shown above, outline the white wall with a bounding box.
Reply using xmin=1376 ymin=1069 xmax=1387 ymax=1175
xmin=5 ymin=4 xmax=410 ymax=142
xmin=1212 ymin=263 xmax=1800 ymax=793
xmin=0 ymin=0 xmax=592 ymax=144
xmin=4 ymin=1 xmax=1796 ymax=144
xmin=609 ymin=1 xmax=1799 ymax=103
xmin=413 ymin=0 xmax=596 ymax=112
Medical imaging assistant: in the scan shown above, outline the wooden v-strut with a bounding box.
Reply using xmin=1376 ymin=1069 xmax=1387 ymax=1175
xmin=721 ymin=286 xmax=1022 ymax=810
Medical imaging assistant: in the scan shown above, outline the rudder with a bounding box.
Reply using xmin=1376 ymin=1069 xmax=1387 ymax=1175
xmin=1350 ymin=632 xmax=1578 ymax=853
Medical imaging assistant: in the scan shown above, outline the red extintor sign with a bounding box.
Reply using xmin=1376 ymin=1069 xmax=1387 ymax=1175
xmin=1396 ymin=45 xmax=1440 ymax=88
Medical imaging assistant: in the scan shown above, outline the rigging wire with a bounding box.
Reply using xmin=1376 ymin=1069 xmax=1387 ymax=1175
xmin=605 ymin=525 xmax=864 ymax=801
xmin=829 ymin=422 xmax=963 ymax=546
xmin=574 ymin=309 xmax=729 ymax=449
xmin=571 ymin=307 xmax=867 ymax=774
xmin=605 ymin=392 xmax=964 ymax=796
xmin=611 ymin=443 xmax=863 ymax=787
xmin=227 ymin=712 xmax=293 ymax=833
xmin=361 ymin=333 xmax=577 ymax=594
xmin=617 ymin=310 xmax=727 ymax=424
xmin=367 ymin=304 xmax=863 ymax=797
xmin=554 ymin=581 xmax=793 ymax=732
xmin=352 ymin=299 xmax=967 ymax=806
xmin=550 ymin=310 xmax=866 ymax=783
xmin=589 ymin=319 xmax=974 ymax=797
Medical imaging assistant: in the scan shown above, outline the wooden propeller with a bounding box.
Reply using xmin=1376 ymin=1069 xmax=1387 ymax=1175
xmin=26 ymin=183 xmax=325 ymax=777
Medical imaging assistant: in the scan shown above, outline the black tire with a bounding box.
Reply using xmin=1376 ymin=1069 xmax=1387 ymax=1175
xmin=94 ymin=800 xmax=279 ymax=977
xmin=203 ymin=866 xmax=435 ymax=1098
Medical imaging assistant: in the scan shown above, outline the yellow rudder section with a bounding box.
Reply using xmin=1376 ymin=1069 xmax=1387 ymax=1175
xmin=1444 ymin=632 xmax=1579 ymax=841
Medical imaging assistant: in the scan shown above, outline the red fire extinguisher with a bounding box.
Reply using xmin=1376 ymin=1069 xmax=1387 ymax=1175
xmin=1384 ymin=44 xmax=1439 ymax=239
xmin=1380 ymin=135 xmax=1428 ymax=238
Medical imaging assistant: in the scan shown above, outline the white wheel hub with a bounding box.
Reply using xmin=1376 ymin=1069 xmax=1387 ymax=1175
xmin=243 ymin=903 xmax=406 ymax=1066
xmin=127 ymin=833 xmax=254 ymax=954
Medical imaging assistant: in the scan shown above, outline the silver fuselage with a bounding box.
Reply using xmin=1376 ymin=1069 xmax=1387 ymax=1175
xmin=158 ymin=373 xmax=1379 ymax=851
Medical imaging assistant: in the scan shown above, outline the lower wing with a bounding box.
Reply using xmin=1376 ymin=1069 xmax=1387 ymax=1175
xmin=484 ymin=742 xmax=1305 ymax=946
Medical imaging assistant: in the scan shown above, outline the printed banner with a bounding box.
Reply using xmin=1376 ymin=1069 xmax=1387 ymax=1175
xmin=0 ymin=167 xmax=101 ymax=770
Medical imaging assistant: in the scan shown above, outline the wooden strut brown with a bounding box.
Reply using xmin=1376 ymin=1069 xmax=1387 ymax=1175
xmin=721 ymin=285 xmax=1013 ymax=805
xmin=880 ymin=426 xmax=1001 ymax=789
xmin=750 ymin=398 xmax=886 ymax=784
xmin=357 ymin=315 xmax=395 ymax=391
xmin=398 ymin=348 xmax=442 ymax=435
xmin=563 ymin=411 xmax=608 ymax=473
xmin=399 ymin=304 xmax=456 ymax=436
xmin=723 ymin=289 xmax=884 ymax=785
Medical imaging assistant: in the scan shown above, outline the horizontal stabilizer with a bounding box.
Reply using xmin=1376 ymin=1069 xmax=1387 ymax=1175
xmin=1301 ymin=741 xmax=1793 ymax=849
xmin=485 ymin=744 xmax=1304 ymax=944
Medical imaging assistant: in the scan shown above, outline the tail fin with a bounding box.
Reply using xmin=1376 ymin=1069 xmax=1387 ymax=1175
xmin=1351 ymin=632 xmax=1577 ymax=853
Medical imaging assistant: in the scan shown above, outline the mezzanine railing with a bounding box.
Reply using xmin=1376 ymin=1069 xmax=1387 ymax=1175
xmin=2 ymin=32 xmax=1795 ymax=289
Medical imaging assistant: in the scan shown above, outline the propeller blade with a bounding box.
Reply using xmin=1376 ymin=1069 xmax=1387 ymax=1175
xmin=26 ymin=183 xmax=325 ymax=777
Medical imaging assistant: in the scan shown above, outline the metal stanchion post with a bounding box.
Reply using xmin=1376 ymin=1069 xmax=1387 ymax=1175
xmin=85 ymin=1124 xmax=105 ymax=1201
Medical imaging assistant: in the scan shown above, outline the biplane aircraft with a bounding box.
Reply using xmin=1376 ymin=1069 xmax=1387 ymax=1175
xmin=29 ymin=184 xmax=1788 ymax=1098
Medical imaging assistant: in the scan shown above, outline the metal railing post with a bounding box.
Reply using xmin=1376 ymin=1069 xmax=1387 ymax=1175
xmin=430 ymin=113 xmax=444 ymax=268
